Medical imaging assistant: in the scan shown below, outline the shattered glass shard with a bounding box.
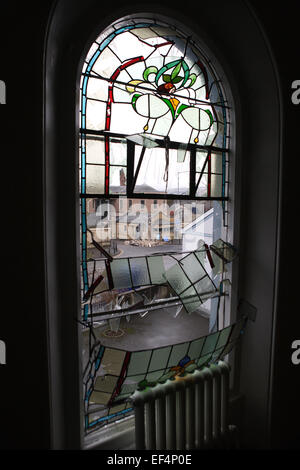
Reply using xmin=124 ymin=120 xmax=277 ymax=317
xmin=126 ymin=133 xmax=160 ymax=148
xmin=180 ymin=252 xmax=206 ymax=283
xmin=164 ymin=262 xmax=190 ymax=294
xmin=210 ymin=239 xmax=236 ymax=263
xmin=180 ymin=285 xmax=201 ymax=313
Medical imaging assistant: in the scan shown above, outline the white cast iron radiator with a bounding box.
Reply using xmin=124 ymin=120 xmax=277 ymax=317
xmin=131 ymin=361 xmax=235 ymax=450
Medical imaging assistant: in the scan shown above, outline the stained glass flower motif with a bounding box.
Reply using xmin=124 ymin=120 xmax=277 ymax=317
xmin=81 ymin=20 xmax=227 ymax=148
xmin=126 ymin=58 xmax=214 ymax=144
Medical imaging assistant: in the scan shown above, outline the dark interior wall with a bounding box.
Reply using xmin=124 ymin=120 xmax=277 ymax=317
xmin=0 ymin=1 xmax=54 ymax=449
xmin=249 ymin=1 xmax=300 ymax=449
xmin=0 ymin=0 xmax=299 ymax=450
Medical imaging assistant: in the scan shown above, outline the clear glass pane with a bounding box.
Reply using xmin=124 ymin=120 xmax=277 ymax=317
xmin=86 ymin=77 xmax=109 ymax=101
xmin=101 ymin=348 xmax=126 ymax=375
xmin=210 ymin=347 xmax=224 ymax=363
xmin=165 ymin=263 xmax=190 ymax=295
xmin=109 ymin=166 xmax=127 ymax=194
xmin=211 ymin=152 xmax=223 ymax=174
xmin=211 ymin=250 xmax=225 ymax=276
xmin=211 ymin=238 xmax=236 ymax=263
xmin=126 ymin=350 xmax=152 ymax=376
xmin=195 ymin=172 xmax=208 ymax=197
xmin=89 ymin=390 xmax=111 ymax=405
xmin=129 ymin=257 xmax=150 ymax=287
xmin=211 ymin=174 xmax=222 ymax=197
xmin=167 ymin=342 xmax=189 ymax=367
xmin=127 ymin=133 xmax=159 ymax=148
xmin=188 ymin=337 xmax=205 ymax=360
xmin=220 ymin=341 xmax=235 ymax=357
xmin=180 ymin=285 xmax=201 ymax=313
xmin=110 ymin=102 xmax=147 ymax=135
xmin=93 ymin=46 xmax=121 ymax=78
xmin=86 ymin=164 xmax=105 ymax=193
xmin=86 ymin=99 xmax=106 ymax=130
xmin=147 ymin=256 xmax=166 ymax=284
xmin=86 ymin=137 xmax=105 ymax=164
xmin=110 ymin=138 xmax=127 ymax=165
xmin=148 ymin=346 xmax=172 ymax=372
xmin=216 ymin=325 xmax=232 ymax=348
xmin=110 ymin=258 xmax=132 ymax=289
xmin=201 ymin=331 xmax=220 ymax=355
xmin=152 ymin=114 xmax=173 ymax=137
xmin=93 ymin=375 xmax=118 ymax=393
xmin=180 ymin=252 xmax=206 ymax=283
xmin=196 ymin=150 xmax=207 ymax=172
xmin=197 ymin=353 xmax=212 ymax=367
xmin=134 ymin=147 xmax=190 ymax=195
xmin=119 ymin=381 xmax=138 ymax=394
xmin=145 ymin=370 xmax=165 ymax=382
xmin=194 ymin=275 xmax=216 ymax=297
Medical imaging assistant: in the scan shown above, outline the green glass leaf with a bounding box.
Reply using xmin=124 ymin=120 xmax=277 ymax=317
xmin=143 ymin=66 xmax=158 ymax=82
xmin=188 ymin=73 xmax=197 ymax=87
xmin=176 ymin=103 xmax=189 ymax=118
xmin=156 ymin=60 xmax=181 ymax=85
xmin=205 ymin=109 xmax=214 ymax=125
xmin=171 ymin=62 xmax=182 ymax=80
xmin=131 ymin=93 xmax=141 ymax=110
xmin=181 ymin=61 xmax=191 ymax=87
xmin=163 ymin=74 xmax=171 ymax=83
xmin=172 ymin=76 xmax=183 ymax=84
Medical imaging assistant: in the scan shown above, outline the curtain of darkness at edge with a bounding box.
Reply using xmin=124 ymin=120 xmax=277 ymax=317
xmin=0 ymin=0 xmax=299 ymax=450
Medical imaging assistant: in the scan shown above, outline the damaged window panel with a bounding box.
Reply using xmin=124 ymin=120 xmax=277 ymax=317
xmin=79 ymin=16 xmax=236 ymax=438
xmin=83 ymin=316 xmax=248 ymax=433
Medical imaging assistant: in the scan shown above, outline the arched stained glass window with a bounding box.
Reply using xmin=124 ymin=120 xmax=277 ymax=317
xmin=79 ymin=16 xmax=244 ymax=438
xmin=80 ymin=18 xmax=228 ymax=198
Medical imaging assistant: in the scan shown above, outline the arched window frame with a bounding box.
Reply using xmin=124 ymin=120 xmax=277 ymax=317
xmin=44 ymin=0 xmax=282 ymax=450
xmin=78 ymin=15 xmax=236 ymax=443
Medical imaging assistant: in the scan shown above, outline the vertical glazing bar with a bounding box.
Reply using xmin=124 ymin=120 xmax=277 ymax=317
xmin=127 ymin=140 xmax=135 ymax=198
xmin=190 ymin=147 xmax=196 ymax=198
xmin=104 ymin=136 xmax=110 ymax=195
xmin=207 ymin=152 xmax=211 ymax=197
xmin=218 ymin=82 xmax=228 ymax=226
